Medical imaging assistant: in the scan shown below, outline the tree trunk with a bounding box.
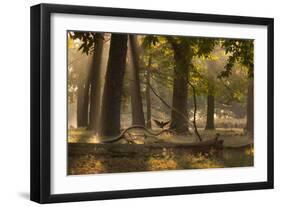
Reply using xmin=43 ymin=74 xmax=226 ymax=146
xmin=128 ymin=35 xmax=145 ymax=126
xmin=146 ymin=55 xmax=152 ymax=128
xmin=169 ymin=42 xmax=191 ymax=133
xmin=82 ymin=78 xmax=90 ymax=126
xmin=205 ymin=94 xmax=215 ymax=130
xmin=246 ymin=79 xmax=254 ymax=141
xmin=205 ymin=60 xmax=216 ymax=130
xmin=88 ymin=34 xmax=104 ymax=132
xmin=99 ymin=34 xmax=128 ymax=137
xmin=76 ymin=83 xmax=86 ymax=127
xmin=188 ymin=81 xmax=202 ymax=141
xmin=76 ymin=66 xmax=90 ymax=128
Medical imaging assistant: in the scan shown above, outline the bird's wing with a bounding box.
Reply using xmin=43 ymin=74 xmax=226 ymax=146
xmin=162 ymin=120 xmax=170 ymax=127
xmin=153 ymin=119 xmax=161 ymax=126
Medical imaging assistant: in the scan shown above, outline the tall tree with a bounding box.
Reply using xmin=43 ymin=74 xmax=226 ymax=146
xmin=205 ymin=92 xmax=215 ymax=129
xmin=141 ymin=35 xmax=160 ymax=129
xmin=205 ymin=60 xmax=215 ymax=130
xmin=128 ymin=35 xmax=145 ymax=126
xmin=99 ymin=34 xmax=128 ymax=137
xmin=141 ymin=35 xmax=216 ymax=134
xmin=76 ymin=77 xmax=90 ymax=127
xmin=73 ymin=52 xmax=90 ymax=128
xmin=88 ymin=34 xmax=104 ymax=132
xmin=167 ymin=37 xmax=192 ymax=133
xmin=69 ymin=32 xmax=104 ymax=131
xmin=167 ymin=37 xmax=216 ymax=133
xmin=145 ymin=55 xmax=152 ymax=128
xmin=219 ymin=39 xmax=254 ymax=141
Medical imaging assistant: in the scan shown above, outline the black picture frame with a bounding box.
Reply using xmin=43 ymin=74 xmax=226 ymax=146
xmin=30 ymin=3 xmax=274 ymax=204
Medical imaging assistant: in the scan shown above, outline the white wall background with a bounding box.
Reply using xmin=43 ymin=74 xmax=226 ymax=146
xmin=0 ymin=0 xmax=279 ymax=206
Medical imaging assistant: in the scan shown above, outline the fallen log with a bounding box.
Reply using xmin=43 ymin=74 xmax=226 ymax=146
xmin=224 ymin=142 xmax=253 ymax=149
xmin=68 ymin=138 xmax=224 ymax=156
xmin=100 ymin=125 xmax=176 ymax=143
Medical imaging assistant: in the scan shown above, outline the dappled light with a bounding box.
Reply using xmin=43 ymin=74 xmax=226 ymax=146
xmin=67 ymin=31 xmax=254 ymax=175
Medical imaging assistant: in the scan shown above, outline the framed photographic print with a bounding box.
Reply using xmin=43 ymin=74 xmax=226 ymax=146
xmin=30 ymin=3 xmax=274 ymax=203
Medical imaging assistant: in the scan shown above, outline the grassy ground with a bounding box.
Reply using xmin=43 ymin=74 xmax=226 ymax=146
xmin=67 ymin=128 xmax=253 ymax=175
xmin=68 ymin=145 xmax=253 ymax=175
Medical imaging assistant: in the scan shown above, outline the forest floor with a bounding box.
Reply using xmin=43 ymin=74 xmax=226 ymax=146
xmin=67 ymin=128 xmax=254 ymax=175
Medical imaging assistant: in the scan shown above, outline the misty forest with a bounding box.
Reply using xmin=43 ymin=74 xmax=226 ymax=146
xmin=67 ymin=31 xmax=254 ymax=175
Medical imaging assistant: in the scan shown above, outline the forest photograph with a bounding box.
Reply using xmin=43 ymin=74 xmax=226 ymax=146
xmin=67 ymin=31 xmax=254 ymax=175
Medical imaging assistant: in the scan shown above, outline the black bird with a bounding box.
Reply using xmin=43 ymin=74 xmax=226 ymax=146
xmin=153 ymin=119 xmax=170 ymax=129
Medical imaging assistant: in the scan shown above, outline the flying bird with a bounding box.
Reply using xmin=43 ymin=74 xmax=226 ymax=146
xmin=153 ymin=119 xmax=170 ymax=129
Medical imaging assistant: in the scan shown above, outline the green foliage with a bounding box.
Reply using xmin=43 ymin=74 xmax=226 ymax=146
xmin=140 ymin=35 xmax=249 ymax=108
xmin=191 ymin=38 xmax=218 ymax=57
xmin=217 ymin=66 xmax=248 ymax=105
xmin=219 ymin=39 xmax=254 ymax=78
xmin=141 ymin=35 xmax=174 ymax=90
xmin=142 ymin=35 xmax=159 ymax=48
xmin=189 ymin=44 xmax=248 ymax=109
xmin=67 ymin=32 xmax=251 ymax=124
xmin=69 ymin=31 xmax=99 ymax=55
